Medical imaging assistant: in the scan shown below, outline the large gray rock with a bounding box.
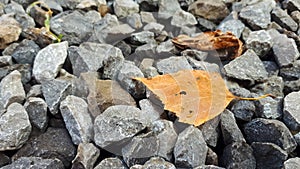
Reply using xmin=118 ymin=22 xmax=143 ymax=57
xmin=0 ymin=70 xmax=25 ymax=108
xmin=224 ymin=49 xmax=268 ymax=85
xmin=156 ymin=56 xmax=193 ymax=74
xmin=283 ymin=91 xmax=300 ymax=131
xmin=251 ymin=76 xmax=284 ymax=97
xmin=139 ymin=99 xmax=162 ymax=126
xmin=252 ymin=142 xmax=288 ymax=169
xmin=113 ymin=0 xmax=139 ymax=18
xmin=271 ymin=7 xmax=298 ymax=32
xmin=24 ymin=97 xmax=48 ymax=131
xmin=158 ymin=0 xmax=181 ymax=19
xmin=33 ymin=41 xmax=68 ymax=83
xmin=245 ymin=30 xmax=273 ymax=58
xmin=217 ymin=18 xmax=245 ymax=38
xmin=72 ymin=143 xmax=100 ymax=169
xmin=174 ymin=126 xmax=208 ymax=168
xmin=284 ymin=157 xmax=300 ymax=169
xmin=11 ymin=39 xmax=40 ymax=65
xmin=94 ymin=158 xmax=126 ymax=169
xmin=1 ymin=157 xmax=64 ymax=169
xmin=243 ymin=118 xmax=297 ymax=153
xmin=254 ymin=96 xmax=282 ymax=119
xmin=0 ymin=103 xmax=31 ymax=150
xmin=60 ymin=95 xmax=93 ymax=145
xmin=171 ymin=9 xmax=197 ymax=27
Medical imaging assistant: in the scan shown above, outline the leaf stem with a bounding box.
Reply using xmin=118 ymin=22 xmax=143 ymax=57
xmin=236 ymin=94 xmax=276 ymax=101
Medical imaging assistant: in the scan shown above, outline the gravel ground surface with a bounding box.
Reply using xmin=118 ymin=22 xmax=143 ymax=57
xmin=0 ymin=0 xmax=300 ymax=169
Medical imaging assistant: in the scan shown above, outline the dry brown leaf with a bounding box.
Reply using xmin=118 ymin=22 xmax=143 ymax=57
xmin=134 ymin=70 xmax=272 ymax=126
xmin=172 ymin=30 xmax=243 ymax=59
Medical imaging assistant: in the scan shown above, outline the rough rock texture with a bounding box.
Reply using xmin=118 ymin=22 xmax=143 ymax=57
xmin=1 ymin=157 xmax=64 ymax=169
xmin=10 ymin=39 xmax=40 ymax=65
xmin=284 ymin=157 xmax=300 ymax=169
xmin=156 ymin=56 xmax=193 ymax=74
xmin=24 ymin=97 xmax=48 ymax=130
xmin=271 ymin=7 xmax=298 ymax=32
xmin=72 ymin=143 xmax=100 ymax=169
xmin=0 ymin=14 xmax=22 ymax=49
xmin=113 ymin=0 xmax=139 ymax=18
xmin=283 ymin=91 xmax=300 ymax=131
xmin=245 ymin=30 xmax=273 ymax=58
xmin=94 ymin=157 xmax=126 ymax=169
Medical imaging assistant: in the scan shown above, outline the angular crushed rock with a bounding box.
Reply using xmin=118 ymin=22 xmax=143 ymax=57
xmin=113 ymin=0 xmax=139 ymax=18
xmin=271 ymin=6 xmax=298 ymax=32
xmin=254 ymin=96 xmax=282 ymax=119
xmin=94 ymin=157 xmax=126 ymax=169
xmin=10 ymin=39 xmax=40 ymax=65
xmin=156 ymin=56 xmax=193 ymax=74
xmin=0 ymin=14 xmax=22 ymax=49
xmin=284 ymin=157 xmax=300 ymax=169
xmin=245 ymin=30 xmax=273 ymax=58
xmin=0 ymin=157 xmax=64 ymax=169
xmin=24 ymin=97 xmax=48 ymax=131
xmin=72 ymin=143 xmax=100 ymax=169
xmin=131 ymin=157 xmax=176 ymax=169
xmin=283 ymin=91 xmax=300 ymax=131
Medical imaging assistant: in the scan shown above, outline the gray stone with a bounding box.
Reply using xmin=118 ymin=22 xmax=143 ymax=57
xmin=113 ymin=0 xmax=139 ymax=17
xmin=50 ymin=11 xmax=93 ymax=45
xmin=0 ymin=152 xmax=10 ymax=167
xmin=224 ymin=49 xmax=268 ymax=85
xmin=217 ymin=19 xmax=245 ymax=38
xmin=199 ymin=115 xmax=220 ymax=147
xmin=84 ymin=10 xmax=102 ymax=23
xmin=268 ymin=30 xmax=300 ymax=68
xmin=140 ymin=11 xmax=156 ymax=23
xmin=94 ymin=158 xmax=126 ymax=169
xmin=186 ymin=57 xmax=220 ymax=73
xmin=0 ymin=14 xmax=21 ymax=49
xmin=239 ymin=0 xmax=275 ymax=30
xmin=0 ymin=103 xmax=31 ymax=150
xmin=220 ymin=141 xmax=256 ymax=169
xmin=60 ymin=95 xmax=93 ymax=145
xmin=284 ymin=157 xmax=300 ymax=169
xmin=117 ymin=61 xmax=145 ymax=98
xmin=11 ymin=39 xmax=40 ymax=65
xmin=94 ymin=105 xmax=146 ymax=153
xmin=171 ymin=9 xmax=197 ymax=27
xmin=26 ymin=84 xmax=42 ymax=98
xmin=24 ymin=97 xmax=48 ymax=131
xmin=252 ymin=142 xmax=288 ymax=169
xmin=131 ymin=43 xmax=157 ymax=63
xmin=243 ymin=118 xmax=297 ymax=153
xmin=115 ymin=40 xmax=131 ymax=57
xmin=0 ymin=55 xmax=12 ymax=67
xmin=131 ymin=157 xmax=176 ymax=169
xmin=286 ymin=0 xmax=300 ymax=12
xmin=245 ymin=30 xmax=273 ymax=58
xmin=263 ymin=61 xmax=279 ymax=77
xmin=174 ymin=126 xmax=208 ymax=168
xmin=130 ymin=31 xmax=155 ymax=45
xmin=188 ymin=0 xmax=229 ymax=22
xmin=271 ymin=7 xmax=298 ymax=32
xmin=231 ymin=100 xmax=255 ymax=122
xmin=156 ymin=39 xmax=176 ymax=58
xmin=291 ymin=11 xmax=300 ymax=24
xmin=205 ymin=148 xmax=219 ymax=166
xmin=251 ymin=76 xmax=284 ymax=97
xmin=283 ymin=91 xmax=300 ymax=131
xmin=0 ymin=70 xmax=25 ymax=108
xmin=41 ymin=78 xmax=71 ymax=115
xmin=280 ymin=60 xmax=300 ymax=80
xmin=1 ymin=157 xmax=64 ymax=169
xmin=93 ymin=14 xmax=119 ymax=43
xmin=12 ymin=127 xmax=76 ymax=168
xmin=0 ymin=64 xmax=31 ymax=84
xmin=284 ymin=79 xmax=300 ymax=94
xmin=158 ymin=0 xmax=181 ymax=19
xmin=220 ymin=109 xmax=245 ymax=145
xmin=105 ymin=24 xmax=135 ymax=44
xmin=197 ymin=17 xmax=217 ymax=31
xmin=194 ymin=165 xmax=225 ymax=169
xmin=127 ymin=13 xmax=143 ymax=29
xmin=156 ymin=56 xmax=193 ymax=74
xmin=254 ymin=96 xmax=282 ymax=119
xmin=143 ymin=22 xmax=165 ymax=33
xmin=139 ymin=99 xmax=162 ymax=125
xmin=33 ymin=41 xmax=68 ymax=83
xmin=181 ymin=49 xmax=208 ymax=61
xmin=72 ymin=143 xmax=100 ymax=169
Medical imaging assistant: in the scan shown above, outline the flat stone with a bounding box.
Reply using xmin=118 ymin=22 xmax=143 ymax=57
xmin=220 ymin=141 xmax=256 ymax=169
xmin=243 ymin=118 xmax=297 ymax=153
xmin=41 ymin=78 xmax=71 ymax=115
xmin=224 ymin=49 xmax=268 ymax=85
xmin=116 ymin=61 xmax=145 ymax=98
xmin=127 ymin=13 xmax=143 ymax=29
xmin=171 ymin=9 xmax=197 ymax=27
xmin=0 ymin=103 xmax=31 ymax=150
xmin=188 ymin=0 xmax=229 ymax=22
xmin=72 ymin=143 xmax=100 ymax=169
xmin=0 ymin=70 xmax=25 ymax=108
xmin=33 ymin=41 xmax=68 ymax=83
xmin=50 ymin=11 xmax=93 ymax=45
xmin=105 ymin=24 xmax=135 ymax=44
xmin=24 ymin=97 xmax=48 ymax=131
xmin=245 ymin=30 xmax=273 ymax=58
xmin=271 ymin=7 xmax=298 ymax=32
xmin=220 ymin=109 xmax=245 ymax=145
xmin=60 ymin=95 xmax=93 ymax=145
xmin=252 ymin=142 xmax=288 ymax=169
xmin=158 ymin=0 xmax=181 ymax=19
xmin=156 ymin=56 xmax=193 ymax=74
xmin=217 ymin=19 xmax=245 ymax=38
xmin=11 ymin=39 xmax=40 ymax=65
xmin=251 ymin=76 xmax=284 ymax=97
xmin=94 ymin=105 xmax=146 ymax=154
xmin=1 ymin=157 xmax=64 ymax=169
xmin=0 ymin=14 xmax=22 ymax=49
xmin=254 ymin=96 xmax=283 ymax=119
xmin=113 ymin=0 xmax=139 ymax=18
xmin=12 ymin=127 xmax=76 ymax=168
xmin=283 ymin=91 xmax=300 ymax=131
xmin=284 ymin=157 xmax=300 ymax=169
xmin=94 ymin=158 xmax=126 ymax=169
xmin=174 ymin=126 xmax=208 ymax=168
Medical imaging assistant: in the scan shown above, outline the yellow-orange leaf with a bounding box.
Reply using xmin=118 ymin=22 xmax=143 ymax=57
xmin=134 ymin=70 xmax=272 ymax=126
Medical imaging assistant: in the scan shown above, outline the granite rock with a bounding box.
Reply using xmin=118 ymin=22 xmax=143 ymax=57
xmin=24 ymin=97 xmax=48 ymax=131
xmin=283 ymin=91 xmax=300 ymax=131
xmin=245 ymin=30 xmax=273 ymax=58
xmin=271 ymin=6 xmax=298 ymax=32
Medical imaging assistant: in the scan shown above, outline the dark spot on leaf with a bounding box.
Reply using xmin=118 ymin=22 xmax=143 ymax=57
xmin=179 ymin=91 xmax=187 ymax=95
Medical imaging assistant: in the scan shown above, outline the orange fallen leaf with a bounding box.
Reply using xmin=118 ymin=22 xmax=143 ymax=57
xmin=172 ymin=30 xmax=243 ymax=59
xmin=134 ymin=70 xmax=272 ymax=126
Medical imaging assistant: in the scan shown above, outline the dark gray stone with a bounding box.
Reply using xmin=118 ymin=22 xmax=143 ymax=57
xmin=251 ymin=76 xmax=284 ymax=97
xmin=131 ymin=43 xmax=157 ymax=63
xmin=245 ymin=30 xmax=273 ymax=58
xmin=205 ymin=147 xmax=219 ymax=166
xmin=280 ymin=60 xmax=300 ymax=81
xmin=41 ymin=78 xmax=72 ymax=115
xmin=94 ymin=105 xmax=146 ymax=153
xmin=12 ymin=127 xmax=76 ymax=168
xmin=127 ymin=13 xmax=143 ymax=29
xmin=0 ymin=55 xmax=12 ymax=67
xmin=143 ymin=22 xmax=165 ymax=33
xmin=231 ymin=100 xmax=255 ymax=122
xmin=243 ymin=118 xmax=297 ymax=153
xmin=24 ymin=97 xmax=48 ymax=131
xmin=271 ymin=7 xmax=298 ymax=32
xmin=33 ymin=41 xmax=68 ymax=83
xmin=0 ymin=103 xmax=31 ymax=150
xmin=284 ymin=79 xmax=300 ymax=94
xmin=0 ymin=152 xmax=9 ymax=167
xmin=1 ymin=157 xmax=64 ymax=169
xmin=72 ymin=143 xmax=100 ymax=169
xmin=220 ymin=141 xmax=256 ymax=169
xmin=60 ymin=95 xmax=93 ymax=145
xmin=115 ymin=40 xmax=131 ymax=57
xmin=105 ymin=24 xmax=135 ymax=44
xmin=113 ymin=0 xmax=139 ymax=17
xmin=284 ymin=157 xmax=300 ymax=169
xmin=283 ymin=91 xmax=300 ymax=131
xmin=174 ymin=126 xmax=208 ymax=168
xmin=171 ymin=9 xmax=197 ymax=27
xmin=224 ymin=49 xmax=268 ymax=85
xmin=156 ymin=56 xmax=193 ymax=74
xmin=94 ymin=157 xmax=126 ymax=169
xmin=0 ymin=64 xmax=31 ymax=84
xmin=286 ymin=0 xmax=300 ymax=12
xmin=50 ymin=11 xmax=93 ymax=45
xmin=217 ymin=18 xmax=245 ymax=38
xmin=254 ymin=96 xmax=282 ymax=119
xmin=263 ymin=61 xmax=279 ymax=77
xmin=0 ymin=70 xmax=25 ymax=108
xmin=220 ymin=109 xmax=245 ymax=145
xmin=197 ymin=17 xmax=217 ymax=32
xmin=199 ymin=115 xmax=220 ymax=147
xmin=11 ymin=39 xmax=40 ymax=65
xmin=252 ymin=142 xmax=288 ymax=169
xmin=130 ymin=31 xmax=155 ymax=45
